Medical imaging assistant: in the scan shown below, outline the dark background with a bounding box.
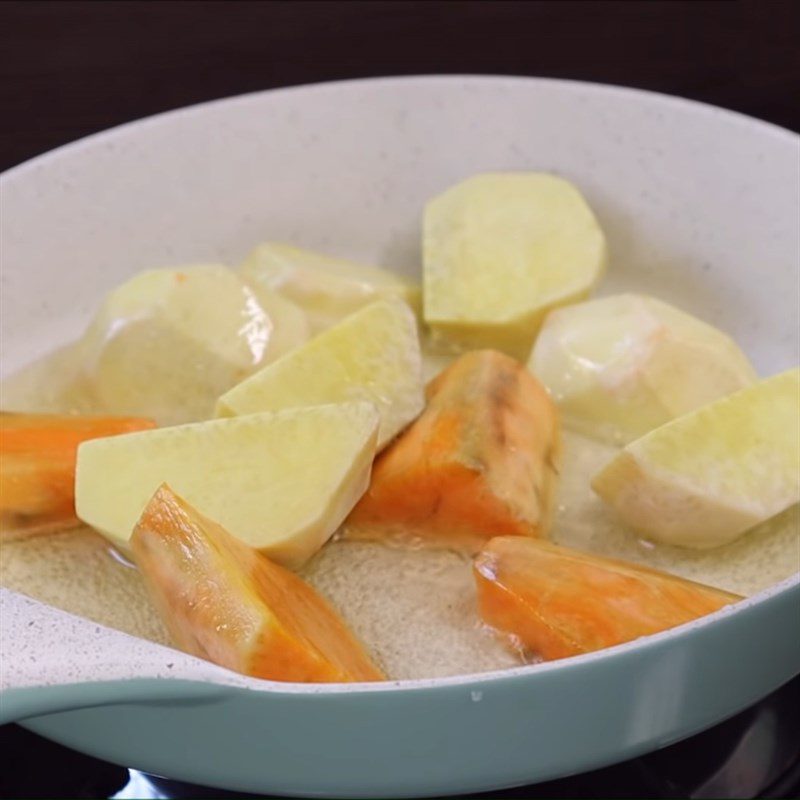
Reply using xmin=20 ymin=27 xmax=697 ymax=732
xmin=1 ymin=0 xmax=799 ymax=173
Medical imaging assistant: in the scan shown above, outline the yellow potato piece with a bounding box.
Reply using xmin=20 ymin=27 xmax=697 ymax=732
xmin=216 ymin=299 xmax=424 ymax=449
xmin=76 ymin=403 xmax=379 ymax=568
xmin=245 ymin=284 xmax=311 ymax=362
xmin=592 ymin=369 xmax=800 ymax=549
xmin=75 ymin=265 xmax=308 ymax=425
xmin=529 ymin=294 xmax=757 ymax=444
xmin=423 ymin=173 xmax=607 ymax=359
xmin=241 ymin=242 xmax=421 ymax=334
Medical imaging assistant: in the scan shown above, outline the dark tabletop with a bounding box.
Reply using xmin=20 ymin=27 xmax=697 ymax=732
xmin=1 ymin=0 xmax=799 ymax=173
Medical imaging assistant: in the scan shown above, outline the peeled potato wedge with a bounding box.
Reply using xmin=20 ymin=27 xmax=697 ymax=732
xmin=76 ymin=403 xmax=379 ymax=568
xmin=0 ymin=412 xmax=155 ymax=535
xmin=424 ymin=173 xmax=607 ymax=359
xmin=74 ymin=265 xmax=308 ymax=426
xmin=245 ymin=283 xmax=311 ymax=362
xmin=592 ymin=368 xmax=800 ymax=549
xmin=241 ymin=241 xmax=421 ymax=334
xmin=345 ymin=350 xmax=560 ymax=551
xmin=132 ymin=485 xmax=384 ymax=683
xmin=529 ymin=294 xmax=757 ymax=445
xmin=474 ymin=536 xmax=741 ymax=661
xmin=217 ymin=299 xmax=424 ymax=449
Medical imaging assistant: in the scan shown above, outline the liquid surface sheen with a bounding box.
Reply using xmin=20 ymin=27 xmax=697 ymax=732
xmin=1 ymin=348 xmax=798 ymax=680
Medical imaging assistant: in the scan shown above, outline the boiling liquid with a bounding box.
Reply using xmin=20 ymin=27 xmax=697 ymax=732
xmin=1 ymin=347 xmax=798 ymax=680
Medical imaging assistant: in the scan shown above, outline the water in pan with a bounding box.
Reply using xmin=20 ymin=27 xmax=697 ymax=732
xmin=0 ymin=348 xmax=798 ymax=680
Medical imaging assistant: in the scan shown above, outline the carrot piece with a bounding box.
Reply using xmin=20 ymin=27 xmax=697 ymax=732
xmin=0 ymin=412 xmax=155 ymax=534
xmin=131 ymin=485 xmax=385 ymax=683
xmin=345 ymin=349 xmax=560 ymax=551
xmin=474 ymin=536 xmax=741 ymax=661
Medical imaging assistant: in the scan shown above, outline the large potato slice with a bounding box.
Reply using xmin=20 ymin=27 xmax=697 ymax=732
xmin=216 ymin=299 xmax=424 ymax=449
xmin=592 ymin=369 xmax=800 ymax=548
xmin=423 ymin=173 xmax=606 ymax=359
xmin=76 ymin=402 xmax=379 ymax=567
xmin=529 ymin=294 xmax=757 ymax=444
xmin=241 ymin=242 xmax=420 ymax=334
xmin=75 ymin=265 xmax=308 ymax=425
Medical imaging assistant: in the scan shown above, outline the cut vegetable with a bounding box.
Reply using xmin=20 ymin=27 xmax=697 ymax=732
xmin=76 ymin=265 xmax=307 ymax=426
xmin=424 ymin=173 xmax=607 ymax=359
xmin=0 ymin=412 xmax=155 ymax=534
xmin=475 ymin=536 xmax=740 ymax=661
xmin=76 ymin=403 xmax=379 ymax=568
xmin=345 ymin=350 xmax=560 ymax=551
xmin=241 ymin=242 xmax=421 ymax=334
xmin=592 ymin=368 xmax=800 ymax=549
xmin=529 ymin=294 xmax=757 ymax=445
xmin=132 ymin=485 xmax=384 ymax=682
xmin=216 ymin=299 xmax=424 ymax=449
xmin=243 ymin=283 xmax=311 ymax=362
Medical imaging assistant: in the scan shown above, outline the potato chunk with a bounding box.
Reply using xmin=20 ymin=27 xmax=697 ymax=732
xmin=530 ymin=294 xmax=757 ymax=444
xmin=76 ymin=265 xmax=308 ymax=425
xmin=241 ymin=242 xmax=420 ymax=334
xmin=76 ymin=403 xmax=379 ymax=567
xmin=424 ymin=173 xmax=606 ymax=358
xmin=217 ymin=299 xmax=424 ymax=450
xmin=592 ymin=369 xmax=800 ymax=549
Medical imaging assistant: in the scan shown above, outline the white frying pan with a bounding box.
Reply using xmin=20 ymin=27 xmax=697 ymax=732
xmin=1 ymin=76 xmax=798 ymax=797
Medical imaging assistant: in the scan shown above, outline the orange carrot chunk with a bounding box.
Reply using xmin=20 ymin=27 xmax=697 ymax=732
xmin=131 ymin=485 xmax=385 ymax=683
xmin=475 ymin=536 xmax=741 ymax=661
xmin=0 ymin=412 xmax=155 ymax=534
xmin=345 ymin=349 xmax=560 ymax=551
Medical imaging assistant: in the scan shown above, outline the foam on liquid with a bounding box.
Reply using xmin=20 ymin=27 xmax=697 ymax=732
xmin=1 ymin=347 xmax=798 ymax=681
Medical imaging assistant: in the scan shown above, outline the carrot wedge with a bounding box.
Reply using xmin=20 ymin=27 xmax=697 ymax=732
xmin=132 ymin=485 xmax=384 ymax=683
xmin=345 ymin=349 xmax=560 ymax=551
xmin=474 ymin=536 xmax=741 ymax=661
xmin=0 ymin=412 xmax=155 ymax=534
